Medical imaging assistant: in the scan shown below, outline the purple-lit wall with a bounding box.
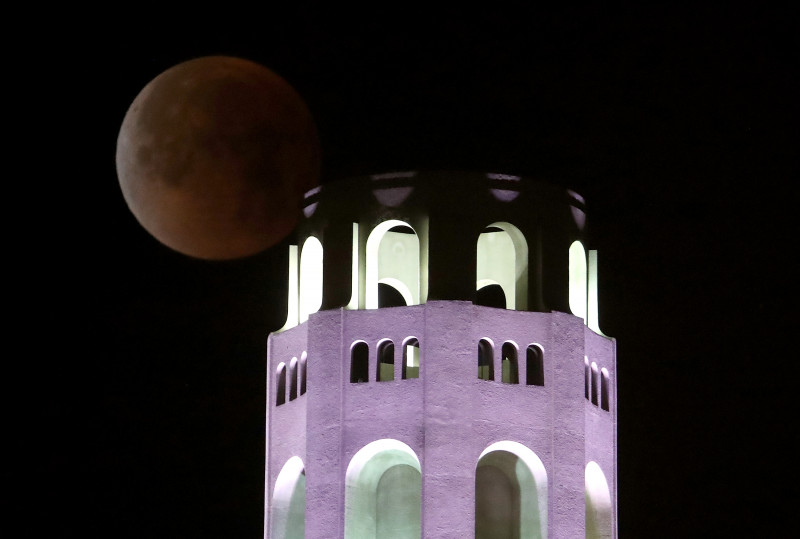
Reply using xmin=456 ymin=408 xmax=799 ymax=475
xmin=266 ymin=303 xmax=616 ymax=537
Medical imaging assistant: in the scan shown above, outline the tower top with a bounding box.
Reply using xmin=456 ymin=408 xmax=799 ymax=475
xmin=282 ymin=170 xmax=605 ymax=336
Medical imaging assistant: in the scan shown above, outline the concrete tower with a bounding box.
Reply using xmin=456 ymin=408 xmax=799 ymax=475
xmin=265 ymin=171 xmax=617 ymax=538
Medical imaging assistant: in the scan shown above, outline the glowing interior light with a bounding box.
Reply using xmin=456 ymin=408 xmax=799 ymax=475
xmin=406 ymin=345 xmax=419 ymax=368
xmin=366 ymin=220 xmax=419 ymax=309
xmin=476 ymin=222 xmax=528 ymax=310
xmin=569 ymin=240 xmax=588 ymax=322
xmin=346 ymin=223 xmax=359 ymax=310
xmin=345 ymin=439 xmax=421 ymax=538
xmin=476 ymin=441 xmax=548 ymax=538
xmin=299 ymin=236 xmax=323 ymax=323
xmin=585 ymin=461 xmax=612 ymax=539
xmin=278 ymin=245 xmax=299 ymax=332
xmin=587 ymin=249 xmax=605 ymax=335
xmin=271 ymin=456 xmax=306 ymax=539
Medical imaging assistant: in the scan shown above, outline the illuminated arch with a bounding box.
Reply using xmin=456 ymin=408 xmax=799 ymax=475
xmin=569 ymin=240 xmax=588 ymax=321
xmin=475 ymin=441 xmax=548 ymax=538
xmin=271 ymin=456 xmax=305 ymax=539
xmin=402 ymin=337 xmax=420 ymax=379
xmin=585 ymin=461 xmax=613 ymax=538
xmin=299 ymin=236 xmax=323 ymax=323
xmin=478 ymin=338 xmax=494 ymax=381
xmin=476 ymin=222 xmax=528 ymax=310
xmin=366 ymin=220 xmax=420 ymax=309
xmin=501 ymin=341 xmax=519 ymax=384
xmin=377 ymin=339 xmax=395 ymax=382
xmin=345 ymin=439 xmax=421 ymax=539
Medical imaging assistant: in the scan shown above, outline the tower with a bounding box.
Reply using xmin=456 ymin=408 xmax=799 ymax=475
xmin=265 ymin=171 xmax=617 ymax=538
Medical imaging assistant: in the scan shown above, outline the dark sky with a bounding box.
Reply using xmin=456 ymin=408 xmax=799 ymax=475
xmin=24 ymin=7 xmax=796 ymax=538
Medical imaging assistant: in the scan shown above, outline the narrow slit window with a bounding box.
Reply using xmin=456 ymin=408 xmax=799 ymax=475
xmin=289 ymin=357 xmax=298 ymax=400
xmin=478 ymin=339 xmax=494 ymax=381
xmin=591 ymin=362 xmax=599 ymax=406
xmin=377 ymin=340 xmax=395 ymax=382
xmin=300 ymin=352 xmax=307 ymax=395
xmin=584 ymin=357 xmax=590 ymax=399
xmin=403 ymin=338 xmax=420 ymax=379
xmin=276 ymin=363 xmax=286 ymax=406
xmin=501 ymin=342 xmax=519 ymax=384
xmin=600 ymin=368 xmax=610 ymax=411
xmin=526 ymin=345 xmax=544 ymax=386
xmin=350 ymin=342 xmax=369 ymax=383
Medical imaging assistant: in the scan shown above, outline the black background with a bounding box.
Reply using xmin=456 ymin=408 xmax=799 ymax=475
xmin=21 ymin=6 xmax=796 ymax=537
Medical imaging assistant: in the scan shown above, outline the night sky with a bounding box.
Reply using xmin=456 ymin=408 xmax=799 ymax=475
xmin=25 ymin=7 xmax=795 ymax=537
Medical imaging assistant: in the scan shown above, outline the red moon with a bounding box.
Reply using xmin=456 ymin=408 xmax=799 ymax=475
xmin=116 ymin=56 xmax=319 ymax=260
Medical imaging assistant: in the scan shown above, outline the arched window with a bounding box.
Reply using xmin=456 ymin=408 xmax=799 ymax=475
xmin=526 ymin=345 xmax=544 ymax=386
xmin=591 ymin=362 xmax=599 ymax=406
xmin=276 ymin=363 xmax=287 ymax=406
xmin=585 ymin=461 xmax=613 ymax=539
xmin=289 ymin=357 xmax=298 ymax=401
xmin=501 ymin=341 xmax=519 ymax=384
xmin=299 ymin=236 xmax=323 ymax=323
xmin=351 ymin=341 xmax=369 ymax=383
xmin=402 ymin=337 xmax=420 ymax=379
xmin=478 ymin=339 xmax=494 ymax=381
xmin=271 ymin=457 xmax=306 ymax=539
xmin=600 ymin=368 xmax=610 ymax=412
xmin=300 ymin=352 xmax=307 ymax=396
xmin=377 ymin=340 xmax=395 ymax=382
xmin=476 ymin=222 xmax=528 ymax=310
xmin=569 ymin=240 xmax=587 ymax=322
xmin=475 ymin=441 xmax=548 ymax=539
xmin=584 ymin=357 xmax=590 ymax=400
xmin=345 ymin=439 xmax=421 ymax=538
xmin=366 ymin=220 xmax=421 ymax=309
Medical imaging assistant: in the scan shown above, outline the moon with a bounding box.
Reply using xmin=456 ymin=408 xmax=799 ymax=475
xmin=116 ymin=56 xmax=320 ymax=260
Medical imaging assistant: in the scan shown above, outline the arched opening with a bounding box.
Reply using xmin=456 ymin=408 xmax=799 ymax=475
xmin=299 ymin=236 xmax=323 ymax=323
xmin=501 ymin=341 xmax=519 ymax=384
xmin=526 ymin=345 xmax=544 ymax=386
xmin=475 ymin=281 xmax=507 ymax=309
xmin=476 ymin=223 xmax=528 ymax=310
xmin=569 ymin=240 xmax=587 ymax=322
xmin=475 ymin=441 xmax=547 ymax=539
xmin=585 ymin=461 xmax=613 ymax=539
xmin=377 ymin=340 xmax=395 ymax=382
xmin=600 ymin=368 xmax=610 ymax=411
xmin=271 ymin=457 xmax=306 ymax=539
xmin=351 ymin=341 xmax=369 ymax=383
xmin=276 ymin=363 xmax=287 ymax=406
xmin=345 ymin=439 xmax=421 ymax=539
xmin=478 ymin=339 xmax=494 ymax=381
xmin=402 ymin=337 xmax=420 ymax=379
xmin=300 ymin=352 xmax=307 ymax=396
xmin=289 ymin=357 xmax=298 ymax=401
xmin=591 ymin=362 xmax=599 ymax=406
xmin=366 ymin=221 xmax=421 ymax=309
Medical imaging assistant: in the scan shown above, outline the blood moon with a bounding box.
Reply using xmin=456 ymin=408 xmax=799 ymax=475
xmin=116 ymin=56 xmax=319 ymax=260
